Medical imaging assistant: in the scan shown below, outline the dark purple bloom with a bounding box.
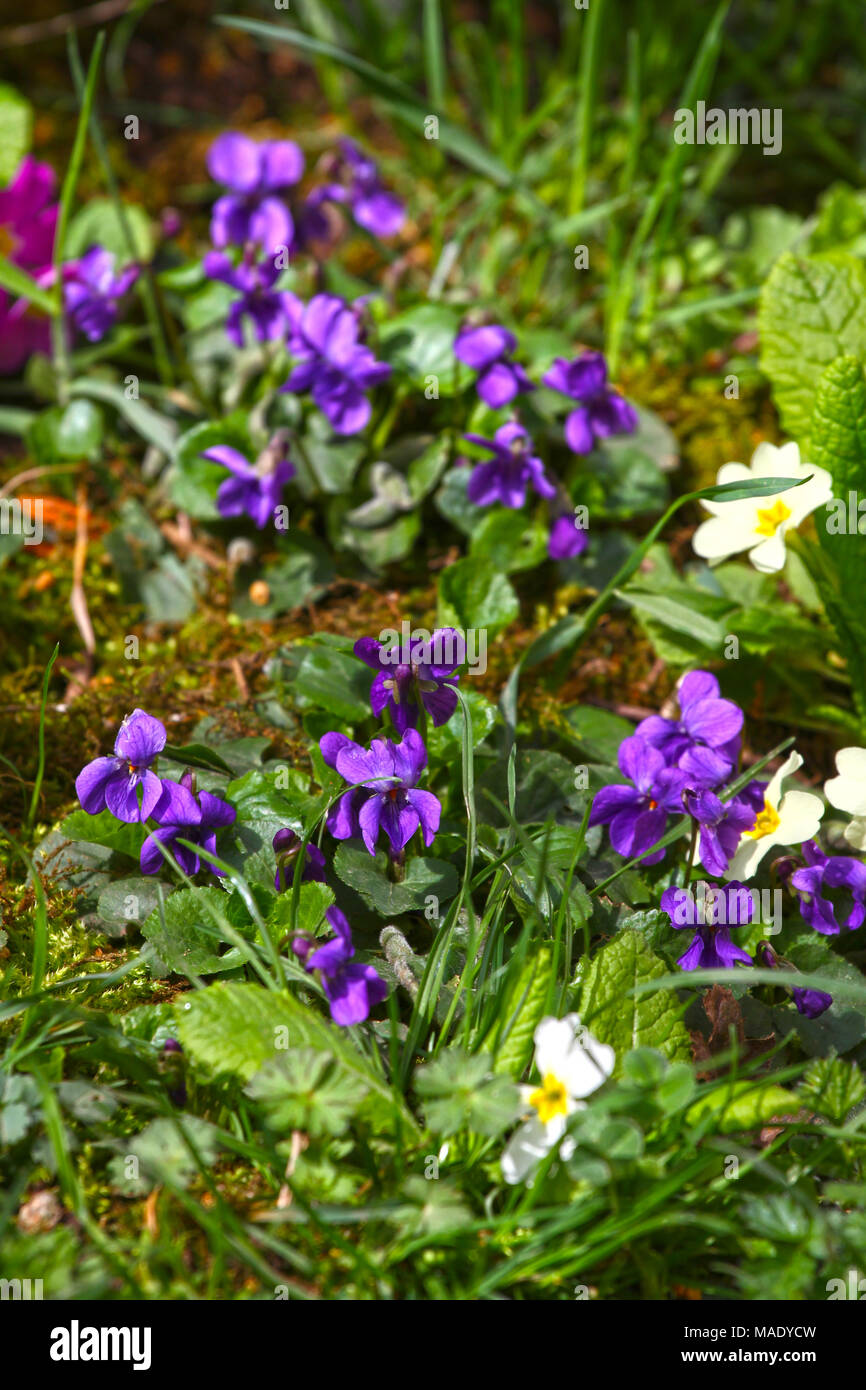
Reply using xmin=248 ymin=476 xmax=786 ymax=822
xmin=635 ymin=670 xmax=743 ymax=788
xmin=202 ymin=432 xmax=295 ymax=529
xmin=140 ymin=770 xmax=236 ymax=876
xmin=755 ymin=941 xmax=832 ymax=1019
xmin=461 ymin=422 xmax=555 ymax=509
xmin=686 ymin=788 xmax=761 ymax=878
xmin=307 ymin=139 xmax=404 ymax=240
xmin=294 ymin=905 xmax=387 ymax=1026
xmin=319 ymin=728 xmax=440 ymax=856
xmin=453 ymin=324 xmax=534 ymax=409
xmin=273 ymin=828 xmax=327 ymax=891
xmin=63 ymin=246 xmax=139 ymax=343
xmin=589 ymin=736 xmax=688 ymax=864
xmin=790 ymin=841 xmax=866 ymax=936
xmin=548 ymin=513 xmax=589 ymax=560
xmin=660 ymin=880 xmax=754 ymax=971
xmin=353 ymin=628 xmax=462 ymax=732
xmin=207 ymin=132 xmax=304 ymax=255
xmin=281 ymin=293 xmax=391 ymax=435
xmin=75 ymin=708 xmax=166 ymax=823
xmin=543 ymin=350 xmax=637 ymax=454
xmin=204 ymin=248 xmax=295 ymax=347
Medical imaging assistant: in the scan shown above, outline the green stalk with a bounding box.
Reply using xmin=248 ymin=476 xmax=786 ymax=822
xmin=52 ymin=31 xmax=106 ymax=403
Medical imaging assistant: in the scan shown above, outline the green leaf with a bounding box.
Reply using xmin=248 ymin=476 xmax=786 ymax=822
xmin=686 ymin=1080 xmax=798 ymax=1133
xmin=333 ymin=843 xmax=458 ymax=916
xmin=108 ymin=1116 xmax=220 ymax=1194
xmin=58 ymin=809 xmax=145 ymax=860
xmin=0 ymin=254 xmax=56 ymax=315
xmin=162 ymin=742 xmax=235 ymax=776
xmin=799 ymin=1055 xmax=866 ymax=1123
xmin=173 ymin=982 xmax=408 ymax=1126
xmin=64 ymin=196 xmax=154 ymax=263
xmin=141 ymin=887 xmax=246 ymax=979
xmin=492 ymin=946 xmax=554 ymax=1079
xmin=811 ymin=354 xmax=866 ymax=721
xmin=469 ymin=508 xmax=548 ymax=573
xmin=232 ymin=534 xmax=334 ymax=619
xmin=291 ymin=645 xmax=373 ymax=722
xmin=169 ymin=417 xmax=251 ymax=518
xmin=415 ymin=1050 xmax=520 ymax=1136
xmin=380 ymin=304 xmax=473 ymax=394
xmin=27 ymin=400 xmax=104 ymax=463
xmin=96 ymin=877 xmax=169 ymax=933
xmin=574 ymin=929 xmax=691 ymax=1071
xmin=392 ymin=1176 xmax=472 ymax=1237
xmin=246 ymin=1050 xmax=365 ymax=1137
xmin=437 ymin=557 xmax=519 ymax=635
xmin=70 ymin=378 xmax=178 ymax=457
xmin=758 ymin=252 xmax=866 ymax=446
xmin=0 ymin=85 xmax=31 ymax=184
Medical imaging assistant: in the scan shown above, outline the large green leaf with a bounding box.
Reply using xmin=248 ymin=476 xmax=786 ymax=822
xmin=492 ymin=947 xmax=554 ymax=1079
xmin=333 ymin=843 xmax=458 ymax=915
xmin=574 ymin=929 xmax=691 ymax=1070
xmin=811 ymin=354 xmax=866 ymax=722
xmin=437 ymin=557 xmax=519 ymax=635
xmin=141 ymin=887 xmax=246 ymax=979
xmin=174 ymin=981 xmax=410 ymax=1127
xmin=758 ymin=253 xmax=866 ymax=447
xmin=0 ymin=84 xmax=32 ymax=184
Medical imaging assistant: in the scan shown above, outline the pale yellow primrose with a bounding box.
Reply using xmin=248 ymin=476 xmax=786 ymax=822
xmin=692 ymin=441 xmax=833 ymax=574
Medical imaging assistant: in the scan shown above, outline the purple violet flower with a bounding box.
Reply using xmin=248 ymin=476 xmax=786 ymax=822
xmin=207 ymin=132 xmax=304 ymax=255
xmin=686 ymin=788 xmax=762 ymax=878
xmin=273 ymin=828 xmax=327 ymax=891
xmin=75 ymin=708 xmax=167 ymax=823
xmin=790 ymin=841 xmax=866 ymax=936
xmin=548 ymin=512 xmax=589 ymax=561
xmin=453 ymin=324 xmax=534 ymax=409
xmin=308 ymin=139 xmax=404 ymax=240
xmin=202 ymin=431 xmax=295 ymax=529
xmin=353 ymin=628 xmax=462 ymax=732
xmin=140 ymin=770 xmax=236 ymax=877
xmin=543 ymin=350 xmax=637 ymax=454
xmin=660 ymin=880 xmax=754 ymax=971
xmin=635 ymin=670 xmax=743 ymax=788
xmin=319 ymin=728 xmax=440 ymax=856
xmin=281 ymin=293 xmax=391 ymax=435
xmin=204 ymin=248 xmax=294 ymax=347
xmin=293 ymin=905 xmax=387 ymax=1026
xmin=755 ymin=941 xmax=832 ymax=1019
xmin=588 ymin=736 xmax=689 ymax=864
xmin=461 ymin=422 xmax=555 ymax=508
xmin=63 ymin=246 xmax=139 ymax=343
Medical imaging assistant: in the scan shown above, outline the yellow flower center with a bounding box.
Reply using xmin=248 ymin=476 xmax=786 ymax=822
xmin=754 ymin=498 xmax=791 ymax=537
xmin=745 ymin=798 xmax=781 ymax=839
xmin=529 ymin=1072 xmax=569 ymax=1126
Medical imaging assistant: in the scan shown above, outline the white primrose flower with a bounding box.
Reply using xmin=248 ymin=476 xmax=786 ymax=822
xmin=824 ymin=746 xmax=866 ymax=851
xmin=692 ymin=441 xmax=833 ymax=574
xmin=501 ymin=1015 xmax=615 ymax=1186
xmin=725 ymin=750 xmax=824 ymax=882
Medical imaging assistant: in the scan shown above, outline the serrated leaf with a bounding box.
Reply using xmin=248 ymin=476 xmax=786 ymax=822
xmin=758 ymin=252 xmax=866 ymax=446
xmin=574 ymin=929 xmax=691 ymax=1071
xmin=173 ymin=982 xmax=409 ymax=1128
xmin=492 ymin=947 xmax=554 ymax=1079
xmin=414 ymin=1050 xmax=520 ymax=1136
xmin=799 ymin=1055 xmax=866 ymax=1123
xmin=140 ymin=887 xmax=245 ymax=979
xmin=246 ymin=1050 xmax=364 ymax=1136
